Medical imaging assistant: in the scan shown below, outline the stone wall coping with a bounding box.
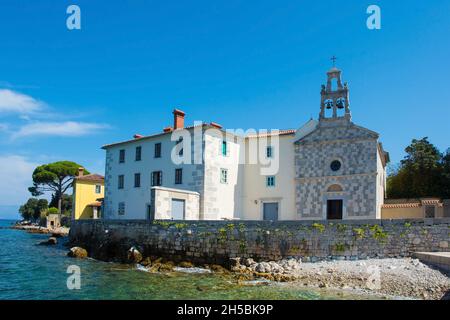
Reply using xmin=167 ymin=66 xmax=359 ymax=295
xmin=73 ymin=218 xmax=450 ymax=227
xmin=151 ymin=186 xmax=200 ymax=196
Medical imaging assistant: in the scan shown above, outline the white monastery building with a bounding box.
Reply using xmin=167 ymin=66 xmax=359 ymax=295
xmin=102 ymin=67 xmax=389 ymax=221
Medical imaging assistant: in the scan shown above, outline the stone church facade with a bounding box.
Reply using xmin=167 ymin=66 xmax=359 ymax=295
xmin=294 ymin=67 xmax=389 ymax=220
xmin=102 ymin=66 xmax=389 ymax=221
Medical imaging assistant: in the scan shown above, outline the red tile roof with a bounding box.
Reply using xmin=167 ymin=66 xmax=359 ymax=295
xmin=76 ymin=174 xmax=104 ymax=183
xmin=87 ymin=201 xmax=102 ymax=207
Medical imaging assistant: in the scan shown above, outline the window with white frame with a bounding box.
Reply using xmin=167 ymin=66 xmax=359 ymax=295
xmin=154 ymin=143 xmax=162 ymax=158
xmin=119 ymin=149 xmax=125 ymax=163
xmin=220 ymin=168 xmax=228 ymax=184
xmin=221 ymin=140 xmax=228 ymax=156
xmin=118 ymin=202 xmax=125 ymax=215
xmin=152 ymin=171 xmax=162 ymax=186
xmin=134 ymin=173 xmax=141 ymax=188
xmin=266 ymin=146 xmax=273 ymax=158
xmin=135 ymin=146 xmax=142 ymax=161
xmin=175 ymin=168 xmax=183 ymax=184
xmin=118 ymin=175 xmax=124 ymax=189
xmin=266 ymin=176 xmax=276 ymax=187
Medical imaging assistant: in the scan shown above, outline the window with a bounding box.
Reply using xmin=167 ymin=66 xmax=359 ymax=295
xmin=134 ymin=173 xmax=141 ymax=188
xmin=220 ymin=168 xmax=228 ymax=184
xmin=152 ymin=171 xmax=162 ymax=186
xmin=175 ymin=168 xmax=183 ymax=185
xmin=119 ymin=149 xmax=125 ymax=163
xmin=330 ymin=160 xmax=341 ymax=172
xmin=154 ymin=143 xmax=162 ymax=158
xmin=118 ymin=202 xmax=125 ymax=216
xmin=266 ymin=176 xmax=276 ymax=187
xmin=175 ymin=137 xmax=184 ymax=156
xmin=95 ymin=185 xmax=101 ymax=194
xmin=222 ymin=140 xmax=228 ymax=156
xmin=135 ymin=146 xmax=142 ymax=161
xmin=266 ymin=146 xmax=273 ymax=158
xmin=118 ymin=175 xmax=124 ymax=189
xmin=425 ymin=206 xmax=435 ymax=218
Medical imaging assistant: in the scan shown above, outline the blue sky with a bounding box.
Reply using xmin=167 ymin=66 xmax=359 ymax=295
xmin=0 ymin=0 xmax=449 ymax=218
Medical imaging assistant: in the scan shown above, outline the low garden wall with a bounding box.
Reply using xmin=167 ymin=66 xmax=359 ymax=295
xmin=68 ymin=219 xmax=450 ymax=265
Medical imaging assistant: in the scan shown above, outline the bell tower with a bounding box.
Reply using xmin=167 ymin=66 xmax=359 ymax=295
xmin=319 ymin=58 xmax=351 ymax=121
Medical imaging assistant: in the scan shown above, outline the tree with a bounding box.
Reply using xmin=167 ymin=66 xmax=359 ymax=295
xmin=47 ymin=207 xmax=59 ymax=215
xmin=441 ymin=148 xmax=450 ymax=198
xmin=28 ymin=161 xmax=89 ymax=216
xmin=387 ymin=137 xmax=447 ymax=199
xmin=49 ymin=193 xmax=73 ymax=216
xmin=19 ymin=198 xmax=48 ymax=222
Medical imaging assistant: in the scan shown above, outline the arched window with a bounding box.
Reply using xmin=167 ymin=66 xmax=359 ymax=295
xmin=327 ymin=184 xmax=343 ymax=192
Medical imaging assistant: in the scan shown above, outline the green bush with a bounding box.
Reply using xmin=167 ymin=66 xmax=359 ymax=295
xmin=47 ymin=207 xmax=59 ymax=215
xmin=353 ymin=228 xmax=365 ymax=240
xmin=312 ymin=223 xmax=325 ymax=233
xmin=334 ymin=242 xmax=346 ymax=253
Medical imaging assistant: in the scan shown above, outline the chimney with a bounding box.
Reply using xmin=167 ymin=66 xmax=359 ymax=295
xmin=163 ymin=126 xmax=173 ymax=133
xmin=78 ymin=167 xmax=84 ymax=177
xmin=133 ymin=134 xmax=143 ymax=139
xmin=173 ymin=109 xmax=185 ymax=130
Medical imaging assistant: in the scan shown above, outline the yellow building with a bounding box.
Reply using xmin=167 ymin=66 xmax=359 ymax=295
xmin=73 ymin=168 xmax=104 ymax=220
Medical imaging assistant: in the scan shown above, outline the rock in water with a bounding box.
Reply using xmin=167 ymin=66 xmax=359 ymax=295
xmin=39 ymin=237 xmax=57 ymax=246
xmin=178 ymin=261 xmax=194 ymax=268
xmin=68 ymin=247 xmax=88 ymax=258
xmin=140 ymin=257 xmax=152 ymax=267
xmin=243 ymin=258 xmax=256 ymax=267
xmin=208 ymin=264 xmax=230 ymax=274
xmin=127 ymin=246 xmax=143 ymax=263
xmin=228 ymin=257 xmax=241 ymax=269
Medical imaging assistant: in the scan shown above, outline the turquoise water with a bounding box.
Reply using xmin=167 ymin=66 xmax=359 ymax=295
xmin=0 ymin=219 xmax=376 ymax=300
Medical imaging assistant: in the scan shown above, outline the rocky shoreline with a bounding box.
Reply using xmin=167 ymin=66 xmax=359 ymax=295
xmin=230 ymin=257 xmax=450 ymax=300
xmin=67 ymin=245 xmax=450 ymax=300
xmin=11 ymin=223 xmax=69 ymax=237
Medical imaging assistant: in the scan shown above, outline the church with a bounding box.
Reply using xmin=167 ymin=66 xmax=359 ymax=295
xmin=294 ymin=66 xmax=389 ymax=220
xmin=102 ymin=66 xmax=389 ymax=221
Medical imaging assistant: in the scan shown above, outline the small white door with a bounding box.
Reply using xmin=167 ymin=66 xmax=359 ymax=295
xmin=171 ymin=199 xmax=185 ymax=220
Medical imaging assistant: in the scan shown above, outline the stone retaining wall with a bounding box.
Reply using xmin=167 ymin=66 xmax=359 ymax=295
xmin=68 ymin=219 xmax=450 ymax=265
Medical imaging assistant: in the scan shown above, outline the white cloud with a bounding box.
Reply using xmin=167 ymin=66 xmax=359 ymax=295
xmin=11 ymin=121 xmax=110 ymax=139
xmin=0 ymin=155 xmax=38 ymax=206
xmin=0 ymin=89 xmax=45 ymax=114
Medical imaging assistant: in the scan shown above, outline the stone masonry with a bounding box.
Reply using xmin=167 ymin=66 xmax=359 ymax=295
xmin=69 ymin=219 xmax=450 ymax=265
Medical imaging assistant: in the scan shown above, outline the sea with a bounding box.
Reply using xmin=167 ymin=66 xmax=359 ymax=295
xmin=0 ymin=219 xmax=378 ymax=300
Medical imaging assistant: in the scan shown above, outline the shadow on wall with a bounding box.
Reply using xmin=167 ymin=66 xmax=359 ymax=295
xmin=233 ymin=164 xmax=245 ymax=220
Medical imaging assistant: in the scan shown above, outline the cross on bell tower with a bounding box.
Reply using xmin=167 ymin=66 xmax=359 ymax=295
xmin=331 ymin=55 xmax=337 ymax=67
xmin=319 ymin=59 xmax=351 ymax=121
